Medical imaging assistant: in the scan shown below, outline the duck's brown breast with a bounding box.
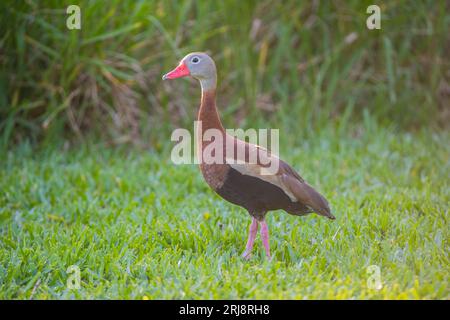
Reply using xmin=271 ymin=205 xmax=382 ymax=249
xmin=200 ymin=163 xmax=230 ymax=190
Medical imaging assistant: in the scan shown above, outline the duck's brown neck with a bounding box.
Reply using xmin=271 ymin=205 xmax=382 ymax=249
xmin=198 ymin=89 xmax=224 ymax=132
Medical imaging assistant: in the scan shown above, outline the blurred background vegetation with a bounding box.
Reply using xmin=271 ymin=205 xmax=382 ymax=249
xmin=0 ymin=0 xmax=448 ymax=150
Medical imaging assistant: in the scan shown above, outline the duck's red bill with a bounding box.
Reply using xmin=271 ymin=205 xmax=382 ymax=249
xmin=162 ymin=62 xmax=190 ymax=80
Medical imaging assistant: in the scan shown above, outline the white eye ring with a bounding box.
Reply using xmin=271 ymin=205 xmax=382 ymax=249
xmin=191 ymin=57 xmax=200 ymax=64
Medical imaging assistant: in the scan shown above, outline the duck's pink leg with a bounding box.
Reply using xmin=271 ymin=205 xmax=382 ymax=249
xmin=242 ymin=218 xmax=258 ymax=259
xmin=260 ymin=220 xmax=271 ymax=259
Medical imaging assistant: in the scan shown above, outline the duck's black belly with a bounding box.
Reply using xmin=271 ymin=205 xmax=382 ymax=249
xmin=215 ymin=167 xmax=308 ymax=216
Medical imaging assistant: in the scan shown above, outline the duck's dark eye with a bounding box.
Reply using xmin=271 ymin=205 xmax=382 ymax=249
xmin=192 ymin=57 xmax=200 ymax=64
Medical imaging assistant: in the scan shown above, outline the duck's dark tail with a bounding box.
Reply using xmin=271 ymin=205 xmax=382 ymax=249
xmin=281 ymin=174 xmax=335 ymax=220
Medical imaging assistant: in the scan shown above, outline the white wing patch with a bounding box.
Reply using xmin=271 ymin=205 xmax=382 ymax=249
xmin=227 ymin=159 xmax=298 ymax=202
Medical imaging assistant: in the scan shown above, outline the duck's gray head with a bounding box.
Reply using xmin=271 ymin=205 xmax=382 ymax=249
xmin=162 ymin=52 xmax=217 ymax=90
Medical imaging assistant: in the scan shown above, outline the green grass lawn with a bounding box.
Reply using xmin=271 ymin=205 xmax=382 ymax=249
xmin=0 ymin=127 xmax=448 ymax=299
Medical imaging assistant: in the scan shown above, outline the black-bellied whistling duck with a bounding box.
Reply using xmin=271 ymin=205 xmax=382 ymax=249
xmin=163 ymin=52 xmax=335 ymax=259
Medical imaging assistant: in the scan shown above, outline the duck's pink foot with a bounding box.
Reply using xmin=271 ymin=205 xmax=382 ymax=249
xmin=242 ymin=217 xmax=258 ymax=259
xmin=260 ymin=220 xmax=271 ymax=259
